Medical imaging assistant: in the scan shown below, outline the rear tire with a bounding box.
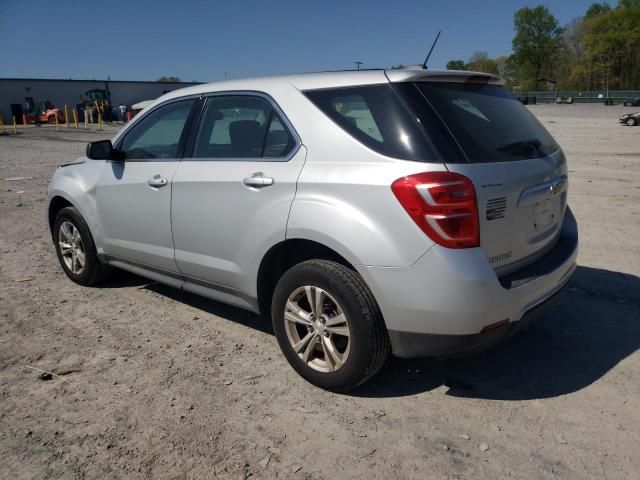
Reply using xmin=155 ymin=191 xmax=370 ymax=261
xmin=271 ymin=259 xmax=390 ymax=392
xmin=53 ymin=206 xmax=111 ymax=286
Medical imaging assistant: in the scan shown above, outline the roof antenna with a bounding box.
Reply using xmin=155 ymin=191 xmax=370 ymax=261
xmin=422 ymin=30 xmax=442 ymax=69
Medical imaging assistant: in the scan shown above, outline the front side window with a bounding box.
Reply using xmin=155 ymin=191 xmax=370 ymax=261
xmin=120 ymin=99 xmax=194 ymax=160
xmin=193 ymin=96 xmax=295 ymax=159
xmin=303 ymin=85 xmax=437 ymax=162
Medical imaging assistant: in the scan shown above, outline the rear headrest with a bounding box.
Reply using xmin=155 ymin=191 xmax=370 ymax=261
xmin=229 ymin=120 xmax=262 ymax=156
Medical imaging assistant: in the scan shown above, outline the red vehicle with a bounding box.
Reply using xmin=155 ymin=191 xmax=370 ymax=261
xmin=26 ymin=101 xmax=65 ymax=124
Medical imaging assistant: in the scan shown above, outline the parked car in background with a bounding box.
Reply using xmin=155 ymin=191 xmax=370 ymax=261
xmin=623 ymin=97 xmax=640 ymax=107
xmin=620 ymin=112 xmax=640 ymax=126
xmin=47 ymin=69 xmax=578 ymax=392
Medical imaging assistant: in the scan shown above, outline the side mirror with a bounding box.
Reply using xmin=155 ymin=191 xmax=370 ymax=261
xmin=86 ymin=140 xmax=123 ymax=160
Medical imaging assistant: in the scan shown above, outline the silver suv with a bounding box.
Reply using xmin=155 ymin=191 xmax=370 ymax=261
xmin=48 ymin=69 xmax=578 ymax=392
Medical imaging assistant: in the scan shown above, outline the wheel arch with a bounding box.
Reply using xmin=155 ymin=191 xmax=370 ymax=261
xmin=256 ymin=238 xmax=357 ymax=317
xmin=48 ymin=195 xmax=74 ymax=236
xmin=48 ymin=192 xmax=100 ymax=249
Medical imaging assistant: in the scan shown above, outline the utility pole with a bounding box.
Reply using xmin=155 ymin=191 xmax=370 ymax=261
xmin=354 ymin=61 xmax=363 ymax=70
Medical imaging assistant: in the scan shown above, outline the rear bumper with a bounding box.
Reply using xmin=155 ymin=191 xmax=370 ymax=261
xmin=357 ymin=207 xmax=578 ymax=358
xmin=388 ymin=280 xmax=569 ymax=357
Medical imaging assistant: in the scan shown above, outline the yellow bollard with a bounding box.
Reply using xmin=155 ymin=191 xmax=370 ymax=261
xmin=84 ymin=109 xmax=88 ymax=129
xmin=98 ymin=112 xmax=102 ymax=131
xmin=12 ymin=115 xmax=17 ymax=134
xmin=64 ymin=105 xmax=69 ymax=127
xmin=0 ymin=115 xmax=4 ymax=134
xmin=72 ymin=108 xmax=79 ymax=129
xmin=55 ymin=114 xmax=59 ymax=132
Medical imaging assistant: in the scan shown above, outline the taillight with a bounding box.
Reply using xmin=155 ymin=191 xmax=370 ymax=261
xmin=391 ymin=171 xmax=480 ymax=248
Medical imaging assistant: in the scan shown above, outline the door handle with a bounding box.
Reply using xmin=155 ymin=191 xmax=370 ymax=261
xmin=243 ymin=173 xmax=274 ymax=188
xmin=147 ymin=175 xmax=168 ymax=188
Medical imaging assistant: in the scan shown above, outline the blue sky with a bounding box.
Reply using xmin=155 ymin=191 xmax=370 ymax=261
xmin=0 ymin=0 xmax=596 ymax=82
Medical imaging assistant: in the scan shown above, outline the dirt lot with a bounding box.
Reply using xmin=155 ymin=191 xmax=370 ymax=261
xmin=1 ymin=105 xmax=639 ymax=479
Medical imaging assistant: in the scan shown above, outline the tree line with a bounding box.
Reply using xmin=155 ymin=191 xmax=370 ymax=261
xmin=446 ymin=0 xmax=640 ymax=91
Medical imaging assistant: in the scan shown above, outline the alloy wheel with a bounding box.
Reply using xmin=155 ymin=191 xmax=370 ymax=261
xmin=284 ymin=285 xmax=351 ymax=373
xmin=58 ymin=221 xmax=85 ymax=274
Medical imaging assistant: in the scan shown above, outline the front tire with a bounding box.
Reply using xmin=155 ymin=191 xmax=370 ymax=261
xmin=271 ymin=260 xmax=390 ymax=392
xmin=626 ymin=118 xmax=637 ymax=126
xmin=53 ymin=206 xmax=111 ymax=286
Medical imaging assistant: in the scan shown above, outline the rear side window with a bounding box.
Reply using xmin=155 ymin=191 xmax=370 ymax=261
xmin=413 ymin=82 xmax=559 ymax=163
xmin=304 ymin=85 xmax=437 ymax=162
xmin=193 ymin=95 xmax=295 ymax=159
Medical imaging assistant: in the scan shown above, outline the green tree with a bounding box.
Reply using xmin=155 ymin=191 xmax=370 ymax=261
xmin=495 ymin=55 xmax=517 ymax=85
xmin=445 ymin=59 xmax=467 ymax=70
xmin=585 ymin=2 xmax=611 ymax=18
xmin=580 ymin=0 xmax=640 ymax=90
xmin=554 ymin=17 xmax=586 ymax=89
xmin=511 ymin=5 xmax=564 ymax=90
xmin=467 ymin=51 xmax=499 ymax=74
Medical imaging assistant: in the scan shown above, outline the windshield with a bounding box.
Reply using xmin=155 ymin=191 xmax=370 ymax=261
xmin=411 ymin=82 xmax=559 ymax=163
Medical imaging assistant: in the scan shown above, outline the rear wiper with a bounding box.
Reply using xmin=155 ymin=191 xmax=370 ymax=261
xmin=496 ymin=139 xmax=541 ymax=156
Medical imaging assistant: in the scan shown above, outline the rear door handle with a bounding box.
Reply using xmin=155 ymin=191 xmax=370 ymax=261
xmin=147 ymin=175 xmax=168 ymax=188
xmin=243 ymin=173 xmax=274 ymax=188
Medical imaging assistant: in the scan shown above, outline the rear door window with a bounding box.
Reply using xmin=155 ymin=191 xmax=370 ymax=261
xmin=263 ymin=114 xmax=295 ymax=157
xmin=193 ymin=95 xmax=295 ymax=159
xmin=413 ymin=82 xmax=559 ymax=163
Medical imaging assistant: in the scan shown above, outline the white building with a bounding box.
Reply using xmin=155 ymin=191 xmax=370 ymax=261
xmin=0 ymin=78 xmax=199 ymax=120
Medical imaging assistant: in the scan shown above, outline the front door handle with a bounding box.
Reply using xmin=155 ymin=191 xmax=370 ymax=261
xmin=243 ymin=173 xmax=274 ymax=188
xmin=147 ymin=175 xmax=168 ymax=188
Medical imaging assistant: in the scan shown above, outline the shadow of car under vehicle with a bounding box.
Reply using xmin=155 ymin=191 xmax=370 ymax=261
xmin=355 ymin=265 xmax=639 ymax=399
xmin=99 ymin=269 xmax=273 ymax=333
xmin=102 ymin=265 xmax=638 ymax=399
xmin=146 ymin=282 xmax=273 ymax=335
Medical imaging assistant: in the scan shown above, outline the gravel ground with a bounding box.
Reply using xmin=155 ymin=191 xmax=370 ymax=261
xmin=0 ymin=105 xmax=639 ymax=479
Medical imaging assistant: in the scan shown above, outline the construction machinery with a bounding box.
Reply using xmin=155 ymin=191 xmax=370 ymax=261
xmin=25 ymin=98 xmax=65 ymax=124
xmin=83 ymin=89 xmax=113 ymax=121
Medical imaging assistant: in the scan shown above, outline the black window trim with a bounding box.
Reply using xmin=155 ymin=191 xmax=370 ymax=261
xmin=112 ymin=95 xmax=202 ymax=162
xmin=183 ymin=90 xmax=301 ymax=162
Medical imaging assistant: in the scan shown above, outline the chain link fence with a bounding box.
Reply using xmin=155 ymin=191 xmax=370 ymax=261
xmin=513 ymin=90 xmax=640 ymax=104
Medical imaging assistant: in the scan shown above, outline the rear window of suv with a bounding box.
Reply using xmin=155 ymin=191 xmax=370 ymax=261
xmin=411 ymin=82 xmax=559 ymax=163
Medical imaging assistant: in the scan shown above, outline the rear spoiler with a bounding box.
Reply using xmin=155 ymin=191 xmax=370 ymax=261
xmin=385 ymin=69 xmax=505 ymax=86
